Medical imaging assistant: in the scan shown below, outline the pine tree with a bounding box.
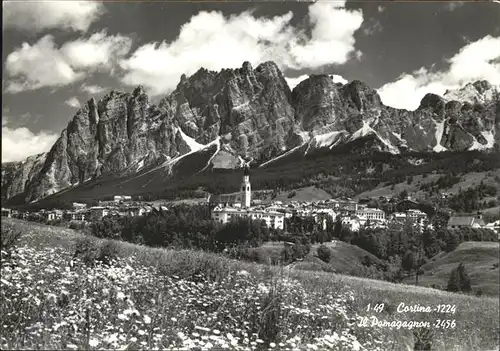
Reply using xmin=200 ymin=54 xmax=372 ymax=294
xmin=447 ymin=267 xmax=461 ymax=292
xmin=457 ymin=263 xmax=472 ymax=292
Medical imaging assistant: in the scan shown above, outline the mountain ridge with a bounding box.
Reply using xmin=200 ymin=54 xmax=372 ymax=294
xmin=2 ymin=61 xmax=499 ymax=204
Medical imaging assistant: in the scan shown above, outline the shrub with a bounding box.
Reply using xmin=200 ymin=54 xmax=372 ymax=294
xmin=317 ymin=244 xmax=332 ymax=263
xmin=73 ymin=236 xmax=120 ymax=267
xmin=1 ymin=223 xmax=23 ymax=253
xmin=1 ymin=223 xmax=23 ymax=262
xmin=447 ymin=263 xmax=471 ymax=293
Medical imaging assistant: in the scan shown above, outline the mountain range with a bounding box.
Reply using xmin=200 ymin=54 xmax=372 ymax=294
xmin=2 ymin=61 xmax=499 ymax=204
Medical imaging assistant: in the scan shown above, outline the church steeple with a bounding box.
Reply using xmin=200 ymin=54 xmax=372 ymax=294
xmin=241 ymin=166 xmax=251 ymax=208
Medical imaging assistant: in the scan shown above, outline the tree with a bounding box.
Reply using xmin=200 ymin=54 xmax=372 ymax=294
xmin=317 ymin=245 xmax=332 ymax=263
xmin=447 ymin=267 xmax=461 ymax=292
xmin=447 ymin=263 xmax=472 ymax=293
xmin=457 ymin=263 xmax=471 ymax=292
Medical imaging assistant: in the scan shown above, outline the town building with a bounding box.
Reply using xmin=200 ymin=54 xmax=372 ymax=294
xmin=89 ymin=206 xmax=109 ymax=221
xmin=72 ymin=202 xmax=87 ymax=210
xmin=484 ymin=220 xmax=500 ymax=236
xmin=211 ymin=206 xmax=285 ymax=230
xmin=406 ymin=209 xmax=427 ymax=221
xmin=1 ymin=208 xmax=12 ymax=218
xmin=447 ymin=213 xmax=485 ymax=230
xmin=355 ymin=208 xmax=386 ymax=222
xmin=114 ymin=195 xmax=132 ymax=203
xmin=210 ymin=167 xmax=284 ymax=229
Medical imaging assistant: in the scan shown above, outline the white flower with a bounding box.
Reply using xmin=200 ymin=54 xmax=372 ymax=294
xmin=116 ymin=292 xmax=126 ymax=300
xmin=89 ymin=339 xmax=99 ymax=347
xmin=143 ymin=315 xmax=151 ymax=324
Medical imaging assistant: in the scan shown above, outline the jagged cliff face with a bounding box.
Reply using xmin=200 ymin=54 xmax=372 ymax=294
xmin=1 ymin=153 xmax=47 ymax=201
xmin=2 ymin=61 xmax=499 ymax=203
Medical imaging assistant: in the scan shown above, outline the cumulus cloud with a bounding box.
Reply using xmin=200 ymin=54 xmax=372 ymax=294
xmin=378 ymin=35 xmax=500 ymax=110
xmin=119 ymin=1 xmax=363 ymax=95
xmin=61 ymin=31 xmax=132 ymax=70
xmin=65 ymin=97 xmax=80 ymax=108
xmin=286 ymin=74 xmax=348 ymax=90
xmin=3 ymin=0 xmax=104 ymax=33
xmin=2 ymin=123 xmax=58 ymax=162
xmin=4 ymin=32 xmax=132 ymax=93
xmin=81 ymin=84 xmax=106 ymax=94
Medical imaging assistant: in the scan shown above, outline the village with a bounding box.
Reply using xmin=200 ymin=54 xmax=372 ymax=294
xmin=2 ymin=168 xmax=499 ymax=236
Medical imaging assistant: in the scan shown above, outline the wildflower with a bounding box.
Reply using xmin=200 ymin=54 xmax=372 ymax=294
xmin=89 ymin=339 xmax=99 ymax=347
xmin=117 ymin=314 xmax=128 ymax=321
xmin=143 ymin=315 xmax=151 ymax=324
xmin=116 ymin=292 xmax=126 ymax=300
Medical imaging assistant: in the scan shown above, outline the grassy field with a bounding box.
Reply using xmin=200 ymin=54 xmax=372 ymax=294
xmin=1 ymin=218 xmax=499 ymax=350
xmin=253 ymin=240 xmax=383 ymax=274
xmin=403 ymin=242 xmax=500 ymax=296
xmin=268 ymin=186 xmax=332 ymax=203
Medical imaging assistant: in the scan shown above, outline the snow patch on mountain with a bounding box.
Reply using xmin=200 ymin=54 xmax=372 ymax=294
xmin=177 ymin=127 xmax=205 ymax=152
xmin=260 ymin=144 xmax=304 ymax=168
xmin=433 ymin=119 xmax=448 ymax=152
xmin=443 ymin=81 xmax=500 ymax=105
xmin=350 ymin=121 xmax=399 ymax=154
xmin=469 ymin=130 xmax=495 ymax=151
xmin=312 ymin=131 xmax=344 ymax=149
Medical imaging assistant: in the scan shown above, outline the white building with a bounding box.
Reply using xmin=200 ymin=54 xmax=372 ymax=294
xmin=355 ymin=208 xmax=386 ymax=222
xmin=89 ymin=206 xmax=109 ymax=221
xmin=210 ymin=167 xmax=285 ymax=229
xmin=211 ymin=206 xmax=285 ymax=230
xmin=406 ymin=209 xmax=427 ymax=221
xmin=342 ymin=217 xmax=361 ymax=232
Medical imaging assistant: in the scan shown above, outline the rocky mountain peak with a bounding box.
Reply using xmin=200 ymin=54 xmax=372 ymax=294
xmin=240 ymin=61 xmax=253 ymax=75
xmin=418 ymin=93 xmax=446 ymax=112
xmin=2 ymin=62 xmax=499 ymax=204
xmin=132 ymin=85 xmax=146 ymax=97
xmin=472 ymin=80 xmax=492 ymax=93
xmin=342 ymin=80 xmax=382 ymax=110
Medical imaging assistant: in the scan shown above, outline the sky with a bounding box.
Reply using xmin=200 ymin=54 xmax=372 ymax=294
xmin=2 ymin=0 xmax=500 ymax=163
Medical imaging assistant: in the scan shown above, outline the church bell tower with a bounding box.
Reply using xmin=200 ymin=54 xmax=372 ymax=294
xmin=241 ymin=166 xmax=251 ymax=208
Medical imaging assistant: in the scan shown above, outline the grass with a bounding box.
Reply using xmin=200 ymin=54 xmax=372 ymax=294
xmin=253 ymin=240 xmax=384 ymax=275
xmin=267 ymin=186 xmax=332 ymax=203
xmin=1 ymin=218 xmax=499 ymax=350
xmin=403 ymin=241 xmax=500 ymax=296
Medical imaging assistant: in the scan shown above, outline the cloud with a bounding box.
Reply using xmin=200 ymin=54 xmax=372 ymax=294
xmin=2 ymin=122 xmax=58 ymax=162
xmin=65 ymin=97 xmax=80 ymax=108
xmin=286 ymin=74 xmax=348 ymax=90
xmin=3 ymin=1 xmax=104 ymax=33
xmin=378 ymin=35 xmax=500 ymax=110
xmin=4 ymin=32 xmax=132 ymax=93
xmin=119 ymin=1 xmax=363 ymax=95
xmin=81 ymin=84 xmax=106 ymax=94
xmin=362 ymin=18 xmax=383 ymax=36
xmin=61 ymin=31 xmax=132 ymax=70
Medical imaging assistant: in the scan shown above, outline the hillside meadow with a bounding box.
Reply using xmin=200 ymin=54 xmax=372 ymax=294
xmin=1 ymin=218 xmax=499 ymax=350
xmin=402 ymin=241 xmax=500 ymax=296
